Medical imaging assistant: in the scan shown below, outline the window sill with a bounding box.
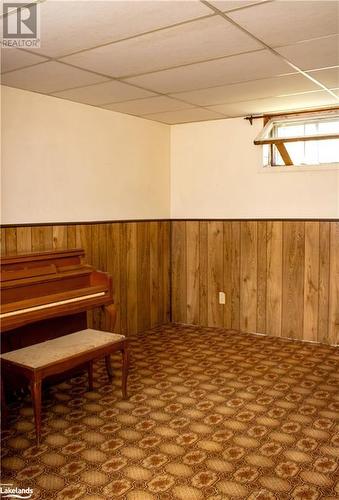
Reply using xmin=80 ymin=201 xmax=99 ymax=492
xmin=260 ymin=163 xmax=339 ymax=173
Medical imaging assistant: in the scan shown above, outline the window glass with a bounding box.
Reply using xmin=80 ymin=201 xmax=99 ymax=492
xmin=265 ymin=115 xmax=339 ymax=166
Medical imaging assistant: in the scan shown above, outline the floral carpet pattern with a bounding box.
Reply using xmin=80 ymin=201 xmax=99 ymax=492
xmin=1 ymin=324 xmax=339 ymax=500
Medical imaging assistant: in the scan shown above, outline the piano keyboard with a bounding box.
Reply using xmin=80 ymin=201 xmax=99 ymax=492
xmin=0 ymin=291 xmax=106 ymax=319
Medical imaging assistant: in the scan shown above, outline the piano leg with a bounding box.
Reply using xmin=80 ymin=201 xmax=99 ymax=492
xmin=103 ymin=304 xmax=117 ymax=332
xmin=105 ymin=355 xmax=113 ymax=382
xmin=30 ymin=379 xmax=42 ymax=445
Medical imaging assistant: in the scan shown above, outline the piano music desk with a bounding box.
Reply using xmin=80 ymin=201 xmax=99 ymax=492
xmin=1 ymin=329 xmax=129 ymax=444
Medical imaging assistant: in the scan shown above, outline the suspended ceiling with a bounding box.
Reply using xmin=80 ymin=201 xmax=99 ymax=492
xmin=1 ymin=0 xmax=339 ymax=124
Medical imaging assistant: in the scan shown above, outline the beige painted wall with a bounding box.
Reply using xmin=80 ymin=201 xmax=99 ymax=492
xmin=171 ymin=117 xmax=339 ymax=219
xmin=1 ymin=86 xmax=170 ymax=224
xmin=2 ymin=86 xmax=338 ymax=223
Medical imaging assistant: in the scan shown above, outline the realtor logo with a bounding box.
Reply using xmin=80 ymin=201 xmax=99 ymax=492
xmin=2 ymin=2 xmax=40 ymax=47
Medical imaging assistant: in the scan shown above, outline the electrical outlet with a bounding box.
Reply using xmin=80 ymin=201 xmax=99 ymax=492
xmin=219 ymin=292 xmax=225 ymax=305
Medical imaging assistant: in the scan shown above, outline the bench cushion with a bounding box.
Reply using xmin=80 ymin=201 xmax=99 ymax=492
xmin=0 ymin=329 xmax=125 ymax=369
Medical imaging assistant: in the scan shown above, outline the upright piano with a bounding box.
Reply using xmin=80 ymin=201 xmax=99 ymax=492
xmin=0 ymin=248 xmax=116 ymax=354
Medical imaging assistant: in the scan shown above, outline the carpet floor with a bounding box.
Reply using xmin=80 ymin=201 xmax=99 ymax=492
xmin=1 ymin=324 xmax=338 ymax=500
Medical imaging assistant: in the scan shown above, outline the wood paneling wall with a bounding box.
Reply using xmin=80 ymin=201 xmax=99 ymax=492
xmin=0 ymin=222 xmax=171 ymax=335
xmin=1 ymin=220 xmax=337 ymax=344
xmin=171 ymin=221 xmax=338 ymax=345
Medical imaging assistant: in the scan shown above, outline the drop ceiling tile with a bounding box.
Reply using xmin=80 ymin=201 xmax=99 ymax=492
xmin=171 ymin=73 xmax=319 ymax=106
xmin=1 ymin=61 xmax=108 ymax=94
xmin=124 ymin=49 xmax=293 ymax=94
xmin=103 ymin=96 xmax=190 ymax=116
xmin=307 ymin=67 xmax=339 ymax=89
xmin=34 ymin=1 xmax=212 ymax=58
xmin=145 ymin=107 xmax=227 ymax=124
xmin=228 ymin=1 xmax=339 ymax=47
xmin=61 ymin=16 xmax=261 ymax=78
xmin=207 ymin=91 xmax=339 ymax=117
xmin=52 ymin=80 xmax=156 ymax=106
xmin=276 ymin=35 xmax=339 ymax=71
xmin=209 ymin=1 xmax=268 ymax=12
xmin=1 ymin=49 xmax=48 ymax=73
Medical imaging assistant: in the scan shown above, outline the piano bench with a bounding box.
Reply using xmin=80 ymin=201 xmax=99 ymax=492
xmin=1 ymin=329 xmax=129 ymax=444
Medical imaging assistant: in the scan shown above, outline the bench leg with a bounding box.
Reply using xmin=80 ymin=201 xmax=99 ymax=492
xmin=87 ymin=361 xmax=94 ymax=391
xmin=30 ymin=380 xmax=42 ymax=445
xmin=105 ymin=355 xmax=113 ymax=382
xmin=121 ymin=347 xmax=129 ymax=400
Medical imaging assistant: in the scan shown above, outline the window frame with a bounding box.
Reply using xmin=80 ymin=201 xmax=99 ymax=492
xmin=254 ymin=110 xmax=339 ymax=168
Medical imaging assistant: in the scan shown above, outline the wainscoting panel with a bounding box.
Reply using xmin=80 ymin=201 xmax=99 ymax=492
xmin=1 ymin=220 xmax=337 ymax=343
xmin=171 ymin=220 xmax=338 ymax=345
xmin=1 ymin=222 xmax=171 ymax=335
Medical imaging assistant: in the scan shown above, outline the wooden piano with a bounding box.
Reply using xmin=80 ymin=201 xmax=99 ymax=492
xmin=0 ymin=248 xmax=116 ymax=355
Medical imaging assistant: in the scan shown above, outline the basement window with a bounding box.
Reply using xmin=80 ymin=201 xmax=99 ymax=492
xmin=255 ymin=111 xmax=339 ymax=168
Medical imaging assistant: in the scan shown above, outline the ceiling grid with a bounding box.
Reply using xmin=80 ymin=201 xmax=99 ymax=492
xmin=1 ymin=0 xmax=338 ymax=124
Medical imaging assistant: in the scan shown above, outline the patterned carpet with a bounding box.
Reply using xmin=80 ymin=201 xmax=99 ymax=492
xmin=1 ymin=324 xmax=339 ymax=500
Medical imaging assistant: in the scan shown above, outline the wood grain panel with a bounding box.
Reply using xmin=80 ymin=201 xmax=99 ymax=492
xmin=52 ymin=226 xmax=67 ymax=249
xmin=303 ymin=222 xmax=319 ymax=342
xmin=98 ymin=224 xmax=107 ymax=273
xmin=159 ymin=221 xmax=170 ymax=325
xmin=90 ymin=225 xmax=100 ymax=270
xmin=126 ymin=223 xmax=138 ymax=335
xmin=150 ymin=222 xmax=159 ymax=327
xmin=186 ymin=222 xmax=199 ymax=325
xmin=67 ymin=226 xmax=76 ymax=248
xmin=328 ymin=222 xmax=339 ymax=345
xmin=223 ymin=222 xmax=232 ymax=329
xmin=5 ymin=228 xmax=17 ymax=254
xmin=75 ymin=225 xmax=91 ymax=263
xmin=256 ymin=221 xmax=267 ymax=333
xmin=208 ymin=222 xmax=224 ymax=327
xmin=31 ymin=226 xmax=53 ymax=252
xmin=137 ymin=222 xmax=150 ymax=332
xmin=282 ymin=221 xmax=305 ymax=339
xmin=17 ymin=227 xmax=32 ymax=254
xmin=0 ymin=228 xmax=6 ymax=255
xmin=163 ymin=222 xmax=171 ymax=324
xmin=199 ymin=222 xmax=208 ymax=327
xmin=266 ymin=221 xmax=282 ymax=337
xmin=171 ymin=220 xmax=335 ymax=345
xmin=171 ymin=221 xmax=187 ymax=323
xmin=231 ymin=222 xmax=241 ymax=330
xmin=318 ymin=222 xmax=330 ymax=343
xmin=240 ymin=221 xmax=257 ymax=332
